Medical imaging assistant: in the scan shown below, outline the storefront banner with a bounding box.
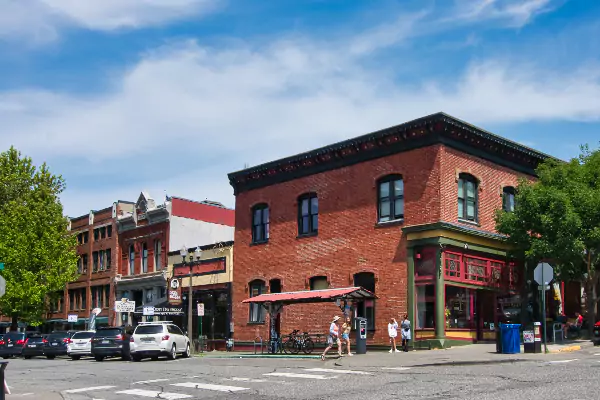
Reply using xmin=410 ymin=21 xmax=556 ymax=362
xmin=136 ymin=306 xmax=183 ymax=316
xmin=168 ymin=278 xmax=182 ymax=305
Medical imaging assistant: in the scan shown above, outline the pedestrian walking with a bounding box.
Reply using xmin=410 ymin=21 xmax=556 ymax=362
xmin=341 ymin=316 xmax=353 ymax=356
xmin=401 ymin=314 xmax=411 ymax=352
xmin=321 ymin=315 xmax=342 ymax=360
xmin=388 ymin=317 xmax=398 ymax=353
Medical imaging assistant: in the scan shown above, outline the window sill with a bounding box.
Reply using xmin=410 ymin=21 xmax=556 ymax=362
xmin=250 ymin=240 xmax=269 ymax=247
xmin=458 ymin=219 xmax=480 ymax=227
xmin=247 ymin=321 xmax=266 ymax=325
xmin=296 ymin=232 xmax=318 ymax=239
xmin=375 ymin=219 xmax=404 ymax=228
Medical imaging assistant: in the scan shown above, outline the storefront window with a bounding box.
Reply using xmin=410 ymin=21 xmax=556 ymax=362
xmin=416 ymin=285 xmax=435 ymax=329
xmin=445 ymin=286 xmax=474 ymax=329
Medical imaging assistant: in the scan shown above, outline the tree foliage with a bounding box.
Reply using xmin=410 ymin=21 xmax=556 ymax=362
xmin=0 ymin=147 xmax=78 ymax=327
xmin=496 ymin=145 xmax=600 ymax=331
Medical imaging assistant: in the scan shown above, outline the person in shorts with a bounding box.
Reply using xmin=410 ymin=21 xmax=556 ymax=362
xmin=321 ymin=316 xmax=342 ymax=360
xmin=388 ymin=317 xmax=398 ymax=353
xmin=341 ymin=316 xmax=353 ymax=356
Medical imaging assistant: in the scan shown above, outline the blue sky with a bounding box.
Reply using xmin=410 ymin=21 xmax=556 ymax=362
xmin=1 ymin=0 xmax=599 ymax=217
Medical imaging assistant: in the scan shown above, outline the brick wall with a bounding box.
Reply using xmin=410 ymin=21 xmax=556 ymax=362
xmin=118 ymin=221 xmax=169 ymax=276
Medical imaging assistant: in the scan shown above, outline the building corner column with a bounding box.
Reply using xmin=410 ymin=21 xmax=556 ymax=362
xmin=435 ymin=247 xmax=445 ymax=340
xmin=407 ymin=247 xmax=415 ymax=333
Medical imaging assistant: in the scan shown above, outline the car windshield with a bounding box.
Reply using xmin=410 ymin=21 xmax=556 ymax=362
xmin=48 ymin=333 xmax=69 ymax=340
xmin=135 ymin=325 xmax=163 ymax=335
xmin=72 ymin=332 xmax=95 ymax=339
xmin=97 ymin=329 xmax=123 ymax=337
xmin=27 ymin=337 xmax=44 ymax=343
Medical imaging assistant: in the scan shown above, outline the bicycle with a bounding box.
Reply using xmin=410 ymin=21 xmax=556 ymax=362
xmin=283 ymin=330 xmax=314 ymax=354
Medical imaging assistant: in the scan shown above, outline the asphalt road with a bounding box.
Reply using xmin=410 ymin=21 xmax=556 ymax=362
xmin=4 ymin=346 xmax=600 ymax=400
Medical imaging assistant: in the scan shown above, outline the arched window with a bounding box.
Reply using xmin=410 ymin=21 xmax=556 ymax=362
xmin=354 ymin=272 xmax=375 ymax=330
xmin=298 ymin=193 xmax=318 ymax=235
xmin=248 ymin=280 xmax=266 ymax=323
xmin=309 ymin=276 xmax=329 ymax=290
xmin=251 ymin=204 xmax=270 ymax=244
xmin=128 ymin=245 xmax=135 ymax=275
xmin=377 ymin=175 xmax=404 ymax=222
xmin=502 ymin=186 xmax=516 ymax=212
xmin=458 ymin=174 xmax=478 ymax=222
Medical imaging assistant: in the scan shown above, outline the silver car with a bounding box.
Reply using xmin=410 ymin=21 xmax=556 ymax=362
xmin=130 ymin=322 xmax=190 ymax=361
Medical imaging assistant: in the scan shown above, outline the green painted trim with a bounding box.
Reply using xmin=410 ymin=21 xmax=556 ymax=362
xmin=444 ymin=281 xmax=504 ymax=291
xmin=403 ymin=221 xmax=507 ymax=242
xmin=406 ymin=237 xmax=442 ymax=248
xmin=407 ymin=247 xmax=415 ymax=345
xmin=438 ymin=238 xmax=507 ymax=257
xmin=435 ymin=248 xmax=445 ymax=340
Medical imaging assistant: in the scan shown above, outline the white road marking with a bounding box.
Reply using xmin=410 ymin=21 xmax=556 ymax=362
xmin=63 ymin=386 xmax=116 ymax=393
xmin=548 ymin=359 xmax=578 ymax=364
xmin=227 ymin=377 xmax=268 ymax=382
xmin=133 ymin=378 xmax=170 ymax=384
xmin=171 ymin=382 xmax=249 ymax=392
xmin=264 ymin=372 xmax=335 ymax=380
xmin=594 ymin=353 xmax=600 ymax=356
xmin=382 ymin=367 xmax=411 ymax=371
xmin=116 ymin=389 xmax=192 ymax=399
xmin=305 ymin=368 xmax=373 ymax=375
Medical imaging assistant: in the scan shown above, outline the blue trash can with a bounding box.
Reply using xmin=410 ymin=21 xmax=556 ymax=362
xmin=500 ymin=324 xmax=521 ymax=354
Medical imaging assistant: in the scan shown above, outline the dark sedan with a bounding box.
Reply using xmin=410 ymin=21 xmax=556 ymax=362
xmin=22 ymin=335 xmax=45 ymax=359
xmin=91 ymin=327 xmax=131 ymax=361
xmin=0 ymin=332 xmax=27 ymax=359
xmin=43 ymin=331 xmax=76 ymax=359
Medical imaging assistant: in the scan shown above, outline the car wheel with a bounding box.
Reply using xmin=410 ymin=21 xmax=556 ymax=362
xmin=168 ymin=344 xmax=177 ymax=360
xmin=132 ymin=355 xmax=142 ymax=362
xmin=24 ymin=356 xmax=32 ymax=360
xmin=95 ymin=356 xmax=104 ymax=362
xmin=182 ymin=343 xmax=190 ymax=358
xmin=1 ymin=356 xmax=8 ymax=360
xmin=70 ymin=355 xmax=81 ymax=360
xmin=151 ymin=356 xmax=159 ymax=361
xmin=46 ymin=355 xmax=55 ymax=360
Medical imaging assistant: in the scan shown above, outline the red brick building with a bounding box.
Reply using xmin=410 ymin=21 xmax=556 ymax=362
xmin=228 ymin=113 xmax=553 ymax=347
xmin=45 ymin=201 xmax=134 ymax=331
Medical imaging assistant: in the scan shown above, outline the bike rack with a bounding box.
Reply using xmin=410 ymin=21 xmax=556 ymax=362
xmin=253 ymin=336 xmax=263 ymax=355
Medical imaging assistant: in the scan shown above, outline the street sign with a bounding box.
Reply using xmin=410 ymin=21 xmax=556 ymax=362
xmin=534 ymin=262 xmax=554 ymax=285
xmin=143 ymin=306 xmax=155 ymax=316
xmin=197 ymin=303 xmax=204 ymax=316
xmin=0 ymin=276 xmax=5 ymax=298
xmin=67 ymin=314 xmax=78 ymax=323
xmin=115 ymin=299 xmax=135 ymax=313
xmin=537 ymin=285 xmax=551 ymax=291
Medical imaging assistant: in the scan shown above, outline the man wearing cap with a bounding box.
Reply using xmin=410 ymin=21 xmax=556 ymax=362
xmin=321 ymin=316 xmax=342 ymax=360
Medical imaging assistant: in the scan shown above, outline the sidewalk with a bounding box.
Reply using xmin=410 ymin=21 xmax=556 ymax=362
xmin=198 ymin=340 xmax=594 ymax=366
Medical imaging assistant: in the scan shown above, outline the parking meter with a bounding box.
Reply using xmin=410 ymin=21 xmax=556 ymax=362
xmin=355 ymin=317 xmax=367 ymax=354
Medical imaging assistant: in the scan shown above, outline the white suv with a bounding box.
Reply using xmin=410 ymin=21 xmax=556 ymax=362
xmin=130 ymin=322 xmax=190 ymax=361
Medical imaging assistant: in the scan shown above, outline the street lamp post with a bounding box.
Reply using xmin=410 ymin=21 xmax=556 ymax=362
xmin=180 ymin=246 xmax=202 ymax=348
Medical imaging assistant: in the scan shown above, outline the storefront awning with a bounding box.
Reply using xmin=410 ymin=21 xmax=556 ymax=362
xmin=242 ymin=286 xmax=377 ymax=305
xmin=134 ymin=302 xmax=184 ymax=316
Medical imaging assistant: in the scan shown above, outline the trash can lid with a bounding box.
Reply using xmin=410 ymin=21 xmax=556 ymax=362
xmin=501 ymin=324 xmax=521 ymax=328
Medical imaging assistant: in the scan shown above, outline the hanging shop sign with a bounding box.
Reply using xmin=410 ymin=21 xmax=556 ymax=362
xmin=168 ymin=278 xmax=182 ymax=305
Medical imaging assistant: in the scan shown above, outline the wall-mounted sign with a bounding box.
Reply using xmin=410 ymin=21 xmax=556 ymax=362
xmin=197 ymin=303 xmax=204 ymax=317
xmin=115 ymin=299 xmax=136 ymax=313
xmin=136 ymin=305 xmax=183 ymax=316
xmin=143 ymin=306 xmax=155 ymax=316
xmin=168 ymin=278 xmax=182 ymax=305
xmin=67 ymin=314 xmax=78 ymax=323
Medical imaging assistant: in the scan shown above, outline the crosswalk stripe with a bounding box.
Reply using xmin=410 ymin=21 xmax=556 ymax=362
xmin=264 ymin=372 xmax=335 ymax=380
xmin=382 ymin=367 xmax=411 ymax=371
xmin=548 ymin=359 xmax=578 ymax=364
xmin=63 ymin=386 xmax=116 ymax=393
xmin=305 ymin=368 xmax=372 ymax=375
xmin=133 ymin=379 xmax=170 ymax=384
xmin=171 ymin=382 xmax=249 ymax=392
xmin=116 ymin=389 xmax=192 ymax=399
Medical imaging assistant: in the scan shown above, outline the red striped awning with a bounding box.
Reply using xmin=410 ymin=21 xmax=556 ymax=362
xmin=241 ymin=286 xmax=376 ymax=305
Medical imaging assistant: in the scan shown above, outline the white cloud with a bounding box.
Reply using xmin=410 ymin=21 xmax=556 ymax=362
xmin=0 ymin=0 xmax=218 ymax=41
xmin=453 ymin=0 xmax=554 ymax=27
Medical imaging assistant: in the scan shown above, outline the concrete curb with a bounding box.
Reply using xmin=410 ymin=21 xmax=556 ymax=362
xmin=549 ymin=345 xmax=582 ymax=353
xmin=194 ymin=353 xmax=321 ymax=359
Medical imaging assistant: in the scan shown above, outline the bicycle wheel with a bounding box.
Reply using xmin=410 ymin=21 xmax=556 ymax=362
xmin=290 ymin=340 xmax=300 ymax=354
xmin=283 ymin=338 xmax=295 ymax=354
xmin=302 ymin=338 xmax=314 ymax=354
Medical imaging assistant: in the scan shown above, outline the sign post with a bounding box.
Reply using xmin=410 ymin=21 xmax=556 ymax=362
xmin=197 ymin=303 xmax=204 ymax=352
xmin=534 ymin=262 xmax=554 ymax=354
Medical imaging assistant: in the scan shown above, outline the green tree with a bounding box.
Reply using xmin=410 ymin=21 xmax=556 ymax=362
xmin=0 ymin=147 xmax=78 ymax=329
xmin=496 ymin=146 xmax=600 ymax=334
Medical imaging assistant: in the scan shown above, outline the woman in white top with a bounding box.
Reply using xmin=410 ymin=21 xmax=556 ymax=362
xmin=387 ymin=318 xmax=398 ymax=353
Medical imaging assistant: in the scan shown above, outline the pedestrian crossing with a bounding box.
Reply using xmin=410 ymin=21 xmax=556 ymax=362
xmin=59 ymin=366 xmax=407 ymax=399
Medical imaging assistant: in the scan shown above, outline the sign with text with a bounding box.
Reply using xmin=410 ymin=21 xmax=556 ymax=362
xmin=135 ymin=305 xmax=184 ymax=316
xmin=168 ymin=278 xmax=182 ymax=305
xmin=67 ymin=314 xmax=78 ymax=323
xmin=115 ymin=299 xmax=135 ymax=313
xmin=143 ymin=306 xmax=155 ymax=316
xmin=523 ymin=331 xmax=534 ymax=343
xmin=197 ymin=303 xmax=204 ymax=317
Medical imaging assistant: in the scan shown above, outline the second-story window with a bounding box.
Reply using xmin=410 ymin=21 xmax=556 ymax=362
xmin=99 ymin=250 xmax=105 ymax=271
xmin=251 ymin=204 xmax=269 ymax=243
xmin=92 ymin=251 xmax=99 ymax=272
xmin=154 ymin=240 xmax=162 ymax=270
xmin=458 ymin=173 xmax=478 ymax=222
xmin=106 ymin=249 xmax=111 ymax=270
xmin=93 ymin=228 xmax=99 ymax=241
xmin=378 ymin=175 xmax=404 ymax=222
xmin=503 ymin=186 xmax=516 ymax=212
xmin=129 ymin=245 xmax=135 ymax=275
xmin=107 ymin=225 xmax=112 ymax=238
xmin=82 ymin=254 xmax=88 ymax=273
xmin=142 ymin=243 xmax=148 ymax=273
xmin=298 ymin=193 xmax=318 ymax=236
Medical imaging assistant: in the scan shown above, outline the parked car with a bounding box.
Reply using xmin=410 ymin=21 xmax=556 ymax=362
xmin=0 ymin=332 xmax=27 ymax=359
xmin=22 ymin=335 xmax=46 ymax=359
xmin=67 ymin=331 xmax=95 ymax=360
xmin=91 ymin=326 xmax=131 ymax=361
xmin=130 ymin=322 xmax=190 ymax=361
xmin=43 ymin=331 xmax=77 ymax=359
